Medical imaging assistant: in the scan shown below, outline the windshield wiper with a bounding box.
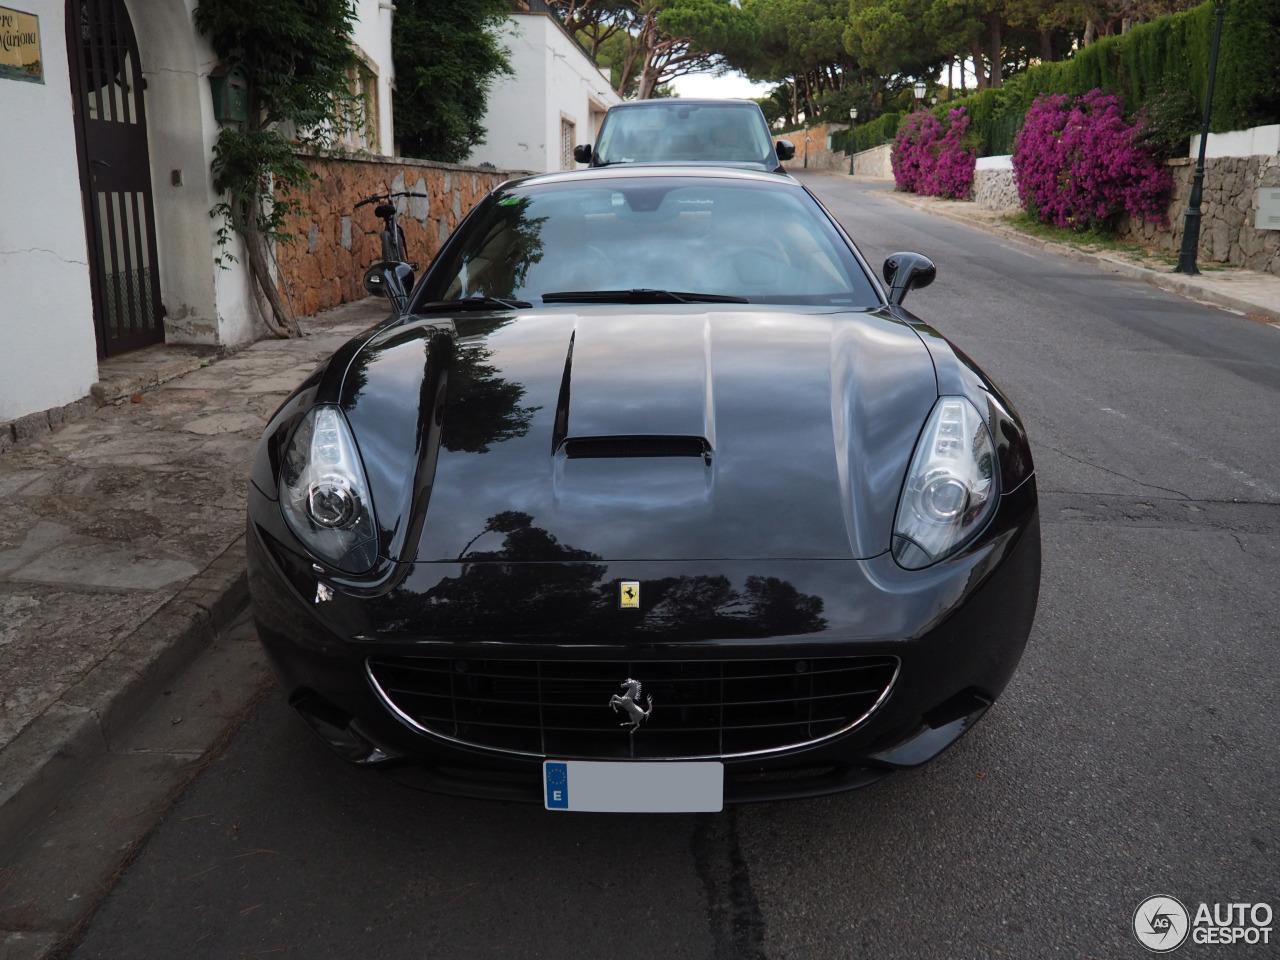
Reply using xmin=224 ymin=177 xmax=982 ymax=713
xmin=541 ymin=289 xmax=749 ymax=305
xmin=415 ymin=296 xmax=532 ymax=313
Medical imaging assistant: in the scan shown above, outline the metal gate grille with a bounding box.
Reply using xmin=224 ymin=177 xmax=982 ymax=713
xmin=67 ymin=0 xmax=164 ymax=357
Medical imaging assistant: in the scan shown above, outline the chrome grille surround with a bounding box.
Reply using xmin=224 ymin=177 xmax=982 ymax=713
xmin=366 ymin=655 xmax=900 ymax=760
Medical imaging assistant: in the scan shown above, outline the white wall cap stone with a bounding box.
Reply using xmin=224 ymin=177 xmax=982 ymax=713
xmin=976 ymin=154 xmax=1014 ymax=171
xmin=1190 ymin=124 xmax=1280 ymax=159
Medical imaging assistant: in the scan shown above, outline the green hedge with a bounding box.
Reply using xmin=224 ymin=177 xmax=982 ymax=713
xmin=826 ymin=112 xmax=902 ymax=154
xmin=851 ymin=112 xmax=901 ymax=152
xmin=927 ymin=0 xmax=1279 ymax=156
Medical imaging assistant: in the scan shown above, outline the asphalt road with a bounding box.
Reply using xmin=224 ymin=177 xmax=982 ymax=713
xmin=67 ymin=176 xmax=1279 ymax=960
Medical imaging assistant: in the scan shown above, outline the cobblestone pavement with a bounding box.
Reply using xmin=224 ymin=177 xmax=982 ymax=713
xmin=0 ymin=298 xmax=389 ymax=808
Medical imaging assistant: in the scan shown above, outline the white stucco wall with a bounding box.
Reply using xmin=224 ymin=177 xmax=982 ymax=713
xmin=466 ymin=14 xmax=619 ymax=173
xmin=0 ymin=0 xmax=396 ymax=427
xmin=132 ymin=0 xmax=252 ymax=346
xmin=0 ymin=0 xmax=100 ymax=422
xmin=351 ymin=0 xmax=395 ymax=154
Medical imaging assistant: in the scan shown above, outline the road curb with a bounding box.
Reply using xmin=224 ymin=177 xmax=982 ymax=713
xmin=880 ymin=191 xmax=1280 ymax=326
xmin=0 ymin=536 xmax=249 ymax=850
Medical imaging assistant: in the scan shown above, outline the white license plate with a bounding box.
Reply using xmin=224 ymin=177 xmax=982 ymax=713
xmin=543 ymin=760 xmax=723 ymax=812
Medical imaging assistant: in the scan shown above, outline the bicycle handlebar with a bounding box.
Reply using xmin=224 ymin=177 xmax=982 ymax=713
xmin=354 ymin=191 xmax=430 ymax=210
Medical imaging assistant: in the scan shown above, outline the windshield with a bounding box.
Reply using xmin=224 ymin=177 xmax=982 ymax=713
xmin=420 ymin=177 xmax=879 ymax=308
xmin=594 ymin=103 xmax=775 ymax=167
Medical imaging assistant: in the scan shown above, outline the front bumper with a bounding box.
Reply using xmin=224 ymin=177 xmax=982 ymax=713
xmin=247 ymin=478 xmax=1039 ymax=803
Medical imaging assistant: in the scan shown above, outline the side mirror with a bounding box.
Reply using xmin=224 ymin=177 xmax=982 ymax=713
xmin=775 ymin=139 xmax=795 ymax=161
xmin=363 ymin=261 xmax=416 ymax=310
xmin=363 ymin=265 xmax=389 ymax=299
xmin=573 ymin=143 xmax=593 ymax=164
xmin=882 ymin=252 xmax=936 ymax=306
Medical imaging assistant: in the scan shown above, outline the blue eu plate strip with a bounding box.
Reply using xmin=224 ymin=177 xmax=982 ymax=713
xmin=544 ymin=761 xmax=569 ymax=809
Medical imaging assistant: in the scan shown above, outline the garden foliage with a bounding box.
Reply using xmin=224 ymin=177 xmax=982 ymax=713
xmin=1012 ymin=90 xmax=1172 ymax=232
xmin=891 ymin=108 xmax=975 ymax=200
xmin=194 ymin=0 xmax=359 ymax=337
xmin=821 ymin=113 xmax=903 ymax=156
xmin=934 ymin=0 xmax=1278 ymax=159
xmin=855 ymin=111 xmax=901 ymax=153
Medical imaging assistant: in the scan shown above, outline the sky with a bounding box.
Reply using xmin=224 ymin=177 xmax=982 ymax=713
xmin=670 ymin=70 xmax=774 ymax=100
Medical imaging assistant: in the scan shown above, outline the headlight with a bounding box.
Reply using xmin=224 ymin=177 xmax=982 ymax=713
xmin=892 ymin=396 xmax=999 ymax=569
xmin=279 ymin=405 xmax=379 ymax=573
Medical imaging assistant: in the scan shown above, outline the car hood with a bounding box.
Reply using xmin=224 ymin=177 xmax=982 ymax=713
xmin=340 ymin=306 xmax=938 ymax=563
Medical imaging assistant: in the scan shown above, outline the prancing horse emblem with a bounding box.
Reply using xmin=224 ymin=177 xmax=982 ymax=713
xmin=609 ymin=678 xmax=653 ymax=733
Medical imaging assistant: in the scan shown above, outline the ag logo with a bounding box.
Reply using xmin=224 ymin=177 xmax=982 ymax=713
xmin=619 ymin=580 xmax=640 ymax=609
xmin=1134 ymin=896 xmax=1190 ymax=952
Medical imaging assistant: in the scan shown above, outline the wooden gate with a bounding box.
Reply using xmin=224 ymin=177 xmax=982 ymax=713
xmin=66 ymin=0 xmax=164 ymax=357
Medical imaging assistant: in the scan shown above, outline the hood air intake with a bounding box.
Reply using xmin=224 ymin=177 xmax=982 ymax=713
xmin=562 ymin=435 xmax=710 ymax=460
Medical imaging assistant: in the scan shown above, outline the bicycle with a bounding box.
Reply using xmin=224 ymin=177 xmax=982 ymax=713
xmin=356 ymin=190 xmax=427 ymax=314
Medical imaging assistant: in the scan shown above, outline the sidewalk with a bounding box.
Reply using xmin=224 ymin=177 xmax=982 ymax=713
xmin=877 ymin=186 xmax=1280 ymax=325
xmin=0 ymin=298 xmax=388 ymax=837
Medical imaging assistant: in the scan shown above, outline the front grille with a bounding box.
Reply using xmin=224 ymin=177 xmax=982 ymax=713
xmin=366 ymin=655 xmax=898 ymax=759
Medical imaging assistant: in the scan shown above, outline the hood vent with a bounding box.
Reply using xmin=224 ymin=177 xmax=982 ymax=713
xmin=562 ymin=435 xmax=710 ymax=460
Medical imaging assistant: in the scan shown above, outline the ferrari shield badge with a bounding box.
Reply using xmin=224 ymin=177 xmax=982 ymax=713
xmin=619 ymin=580 xmax=640 ymax=609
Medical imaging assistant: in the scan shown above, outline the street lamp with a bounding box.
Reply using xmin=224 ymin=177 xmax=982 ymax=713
xmin=913 ymin=80 xmax=927 ymax=110
xmin=931 ymin=95 xmax=938 ymax=107
xmin=848 ymin=106 xmax=858 ymax=175
xmin=1175 ymin=0 xmax=1228 ymax=276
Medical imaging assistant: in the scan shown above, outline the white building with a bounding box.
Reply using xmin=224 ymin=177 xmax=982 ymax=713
xmin=0 ymin=0 xmax=394 ymax=424
xmin=466 ymin=2 xmax=621 ymax=173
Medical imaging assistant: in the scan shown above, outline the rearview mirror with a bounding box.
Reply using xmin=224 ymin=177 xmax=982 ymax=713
xmin=775 ymin=139 xmax=795 ymax=161
xmin=882 ymin=252 xmax=936 ymax=306
xmin=573 ymin=143 xmax=593 ymax=164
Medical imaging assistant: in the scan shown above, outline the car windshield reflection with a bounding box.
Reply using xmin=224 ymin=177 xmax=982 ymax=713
xmin=423 ymin=178 xmax=879 ymax=309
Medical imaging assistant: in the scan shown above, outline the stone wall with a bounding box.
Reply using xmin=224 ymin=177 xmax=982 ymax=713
xmin=779 ymin=124 xmax=849 ymax=172
xmin=970 ymin=152 xmax=1280 ymax=276
xmin=972 ymin=157 xmax=1019 ymax=213
xmin=850 ymin=144 xmax=893 ymax=179
xmin=1118 ymin=156 xmax=1280 ymax=276
xmin=973 ymin=169 xmax=1020 ymax=211
xmin=276 ymin=154 xmax=529 ymax=317
xmin=775 ymin=125 xmax=895 ymax=176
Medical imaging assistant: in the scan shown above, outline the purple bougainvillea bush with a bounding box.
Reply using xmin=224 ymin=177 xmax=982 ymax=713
xmin=1012 ymin=90 xmax=1172 ymax=231
xmin=891 ymin=111 xmax=938 ymax=192
xmin=891 ymin=108 xmax=975 ymax=200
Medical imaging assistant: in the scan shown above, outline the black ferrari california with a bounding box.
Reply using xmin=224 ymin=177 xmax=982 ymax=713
xmin=247 ymin=166 xmax=1040 ymax=811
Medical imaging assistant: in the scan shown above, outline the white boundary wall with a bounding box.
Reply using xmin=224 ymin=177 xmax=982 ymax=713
xmin=351 ymin=0 xmax=396 ymax=154
xmin=466 ymin=14 xmax=619 ymax=173
xmin=0 ymin=0 xmax=100 ymax=421
xmin=1190 ymin=124 xmax=1280 ymax=160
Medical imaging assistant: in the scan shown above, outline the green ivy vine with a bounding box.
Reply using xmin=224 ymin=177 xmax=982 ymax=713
xmin=194 ymin=0 xmax=360 ymax=337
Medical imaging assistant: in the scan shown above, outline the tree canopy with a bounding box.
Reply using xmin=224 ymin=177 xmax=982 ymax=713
xmin=561 ymin=0 xmax=1206 ymax=127
xmin=549 ymin=0 xmax=755 ymax=99
xmin=392 ymin=0 xmax=513 ymax=162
